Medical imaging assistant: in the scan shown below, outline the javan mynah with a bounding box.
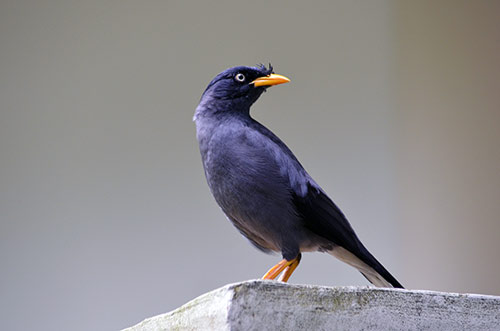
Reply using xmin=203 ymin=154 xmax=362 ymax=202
xmin=194 ymin=64 xmax=403 ymax=288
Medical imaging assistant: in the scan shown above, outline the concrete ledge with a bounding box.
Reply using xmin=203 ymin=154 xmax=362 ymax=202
xmin=123 ymin=280 xmax=500 ymax=331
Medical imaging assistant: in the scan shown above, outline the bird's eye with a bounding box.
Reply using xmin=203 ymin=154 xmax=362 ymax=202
xmin=235 ymin=73 xmax=246 ymax=82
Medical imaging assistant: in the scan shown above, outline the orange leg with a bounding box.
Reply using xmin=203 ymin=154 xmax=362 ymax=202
xmin=262 ymin=254 xmax=301 ymax=282
xmin=279 ymin=255 xmax=301 ymax=282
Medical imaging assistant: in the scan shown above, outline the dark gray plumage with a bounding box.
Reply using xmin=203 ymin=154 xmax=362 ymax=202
xmin=194 ymin=64 xmax=403 ymax=288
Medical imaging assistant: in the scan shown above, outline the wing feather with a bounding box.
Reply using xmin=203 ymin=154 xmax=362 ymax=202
xmin=293 ymin=182 xmax=404 ymax=288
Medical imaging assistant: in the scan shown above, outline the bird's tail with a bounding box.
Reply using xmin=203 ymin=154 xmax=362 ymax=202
xmin=329 ymin=245 xmax=404 ymax=288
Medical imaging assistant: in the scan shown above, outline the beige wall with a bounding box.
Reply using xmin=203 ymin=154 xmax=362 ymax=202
xmin=0 ymin=1 xmax=498 ymax=330
xmin=394 ymin=1 xmax=500 ymax=295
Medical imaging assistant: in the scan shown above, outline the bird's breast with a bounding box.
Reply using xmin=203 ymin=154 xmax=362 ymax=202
xmin=200 ymin=125 xmax=297 ymax=232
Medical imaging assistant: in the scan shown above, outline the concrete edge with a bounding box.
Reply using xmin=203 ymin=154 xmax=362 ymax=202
xmin=122 ymin=280 xmax=500 ymax=331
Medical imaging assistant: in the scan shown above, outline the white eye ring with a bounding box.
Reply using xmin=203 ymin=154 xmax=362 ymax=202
xmin=235 ymin=73 xmax=245 ymax=82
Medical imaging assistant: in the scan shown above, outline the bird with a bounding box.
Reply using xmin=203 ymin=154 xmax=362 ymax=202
xmin=193 ymin=64 xmax=403 ymax=288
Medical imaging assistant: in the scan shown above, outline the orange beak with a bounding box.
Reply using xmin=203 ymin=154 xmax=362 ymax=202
xmin=251 ymin=73 xmax=291 ymax=87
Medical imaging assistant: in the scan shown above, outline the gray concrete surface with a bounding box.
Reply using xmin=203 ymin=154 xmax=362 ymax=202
xmin=123 ymin=280 xmax=500 ymax=331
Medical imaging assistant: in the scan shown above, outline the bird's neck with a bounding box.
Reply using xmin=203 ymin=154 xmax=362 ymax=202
xmin=194 ymin=94 xmax=252 ymax=121
xmin=194 ymin=105 xmax=253 ymax=157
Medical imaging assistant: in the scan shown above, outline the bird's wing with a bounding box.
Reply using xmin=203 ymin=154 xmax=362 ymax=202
xmin=247 ymin=119 xmax=402 ymax=287
xmin=249 ymin=120 xmax=368 ymax=254
xmin=250 ymin=120 xmax=364 ymax=253
xmin=292 ymin=181 xmax=404 ymax=288
xmin=292 ymin=181 xmax=361 ymax=253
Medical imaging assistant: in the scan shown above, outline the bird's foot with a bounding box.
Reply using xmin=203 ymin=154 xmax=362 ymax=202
xmin=262 ymin=255 xmax=301 ymax=282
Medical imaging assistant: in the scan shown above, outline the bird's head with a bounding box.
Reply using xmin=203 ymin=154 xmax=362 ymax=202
xmin=194 ymin=64 xmax=290 ymax=120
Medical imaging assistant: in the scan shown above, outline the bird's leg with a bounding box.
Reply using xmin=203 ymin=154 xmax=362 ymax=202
xmin=262 ymin=254 xmax=301 ymax=282
xmin=278 ymin=253 xmax=301 ymax=282
xmin=261 ymin=259 xmax=290 ymax=280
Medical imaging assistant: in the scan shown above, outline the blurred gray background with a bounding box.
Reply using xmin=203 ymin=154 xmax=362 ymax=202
xmin=1 ymin=1 xmax=499 ymax=330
